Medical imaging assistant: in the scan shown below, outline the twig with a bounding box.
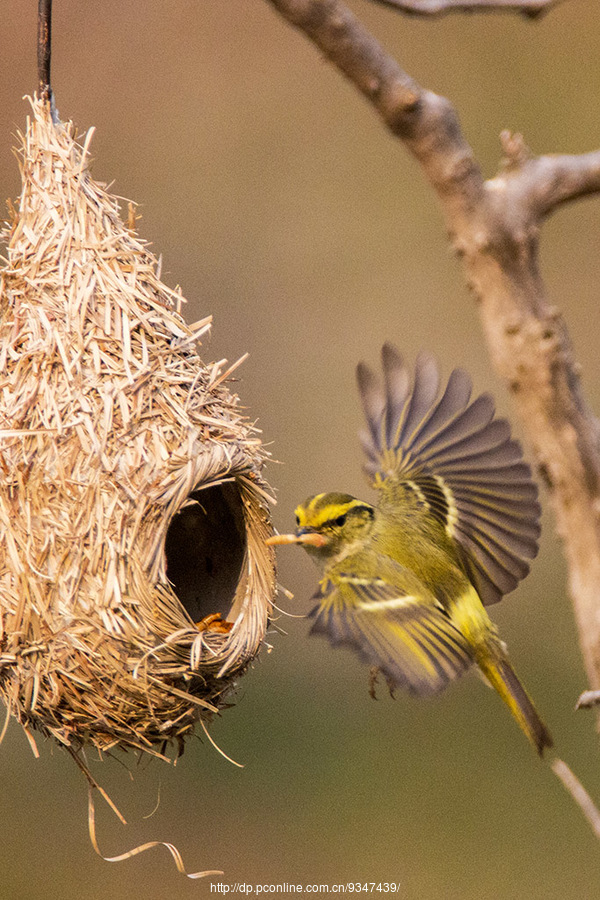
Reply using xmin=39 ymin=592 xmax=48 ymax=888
xmin=37 ymin=0 xmax=52 ymax=102
xmin=518 ymin=152 xmax=600 ymax=217
xmin=264 ymin=0 xmax=600 ymax=698
xmin=576 ymin=690 xmax=600 ymax=710
xmin=551 ymin=758 xmax=600 ymax=840
xmin=372 ymin=0 xmax=560 ymax=18
xmin=494 ymin=131 xmax=600 ymax=217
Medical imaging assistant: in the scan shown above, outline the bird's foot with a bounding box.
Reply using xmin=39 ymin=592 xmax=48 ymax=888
xmin=368 ymin=667 xmax=397 ymax=699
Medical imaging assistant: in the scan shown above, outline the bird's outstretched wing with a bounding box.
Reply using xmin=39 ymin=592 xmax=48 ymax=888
xmin=309 ymin=566 xmax=473 ymax=696
xmin=357 ymin=344 xmax=540 ymax=606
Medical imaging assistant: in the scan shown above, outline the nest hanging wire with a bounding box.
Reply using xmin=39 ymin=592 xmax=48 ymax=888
xmin=0 ymin=95 xmax=277 ymax=761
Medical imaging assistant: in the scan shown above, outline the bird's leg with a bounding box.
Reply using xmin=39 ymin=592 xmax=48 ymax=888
xmin=368 ymin=666 xmax=397 ymax=699
xmin=385 ymin=673 xmax=396 ymax=699
xmin=368 ymin=665 xmax=380 ymax=699
xmin=195 ymin=613 xmax=234 ymax=634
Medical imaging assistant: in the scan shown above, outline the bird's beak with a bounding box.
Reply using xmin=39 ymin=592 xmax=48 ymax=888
xmin=265 ymin=532 xmax=329 ymax=548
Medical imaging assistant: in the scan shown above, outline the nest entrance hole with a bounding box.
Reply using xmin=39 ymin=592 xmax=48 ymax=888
xmin=165 ymin=481 xmax=247 ymax=626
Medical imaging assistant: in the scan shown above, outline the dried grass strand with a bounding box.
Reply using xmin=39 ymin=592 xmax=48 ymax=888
xmin=86 ymin=782 xmax=223 ymax=879
xmin=199 ymin=718 xmax=244 ymax=768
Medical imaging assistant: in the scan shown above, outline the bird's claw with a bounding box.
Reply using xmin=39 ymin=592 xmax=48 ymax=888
xmin=369 ymin=665 xmax=379 ymax=700
xmin=368 ymin=666 xmax=396 ymax=700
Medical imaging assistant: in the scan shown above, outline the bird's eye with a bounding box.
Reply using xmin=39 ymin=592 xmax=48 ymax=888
xmin=335 ymin=514 xmax=347 ymax=527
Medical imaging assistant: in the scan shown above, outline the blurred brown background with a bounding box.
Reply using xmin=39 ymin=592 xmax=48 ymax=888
xmin=1 ymin=1 xmax=600 ymax=897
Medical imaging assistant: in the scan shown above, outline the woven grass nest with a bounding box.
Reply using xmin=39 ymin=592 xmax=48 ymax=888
xmin=0 ymin=97 xmax=276 ymax=760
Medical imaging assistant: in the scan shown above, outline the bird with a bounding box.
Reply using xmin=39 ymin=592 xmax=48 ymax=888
xmin=267 ymin=344 xmax=552 ymax=755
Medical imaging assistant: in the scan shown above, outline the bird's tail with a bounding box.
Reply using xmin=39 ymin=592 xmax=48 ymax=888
xmin=478 ymin=655 xmax=553 ymax=756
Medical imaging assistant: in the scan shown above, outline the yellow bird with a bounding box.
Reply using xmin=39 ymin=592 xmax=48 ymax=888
xmin=267 ymin=345 xmax=552 ymax=755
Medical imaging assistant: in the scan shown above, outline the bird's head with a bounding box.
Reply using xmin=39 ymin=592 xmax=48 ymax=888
xmin=266 ymin=492 xmax=375 ymax=563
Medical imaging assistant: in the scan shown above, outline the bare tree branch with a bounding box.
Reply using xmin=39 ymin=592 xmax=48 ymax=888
xmin=524 ymin=156 xmax=600 ymax=217
xmin=576 ymin=690 xmax=600 ymax=710
xmin=552 ymin=758 xmax=600 ymax=839
xmin=265 ymin=0 xmax=600 ymax=693
xmin=372 ymin=0 xmax=560 ymax=18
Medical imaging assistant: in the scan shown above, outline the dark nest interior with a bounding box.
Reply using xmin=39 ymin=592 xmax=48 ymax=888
xmin=165 ymin=481 xmax=248 ymax=626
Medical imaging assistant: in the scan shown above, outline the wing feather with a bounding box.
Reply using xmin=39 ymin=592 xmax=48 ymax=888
xmin=309 ymin=573 xmax=473 ymax=696
xmin=389 ymin=350 xmax=441 ymax=450
xmin=406 ymin=394 xmax=496 ymax=461
xmin=357 ymin=362 xmax=385 ymax=448
xmin=357 ymin=344 xmax=541 ymax=605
